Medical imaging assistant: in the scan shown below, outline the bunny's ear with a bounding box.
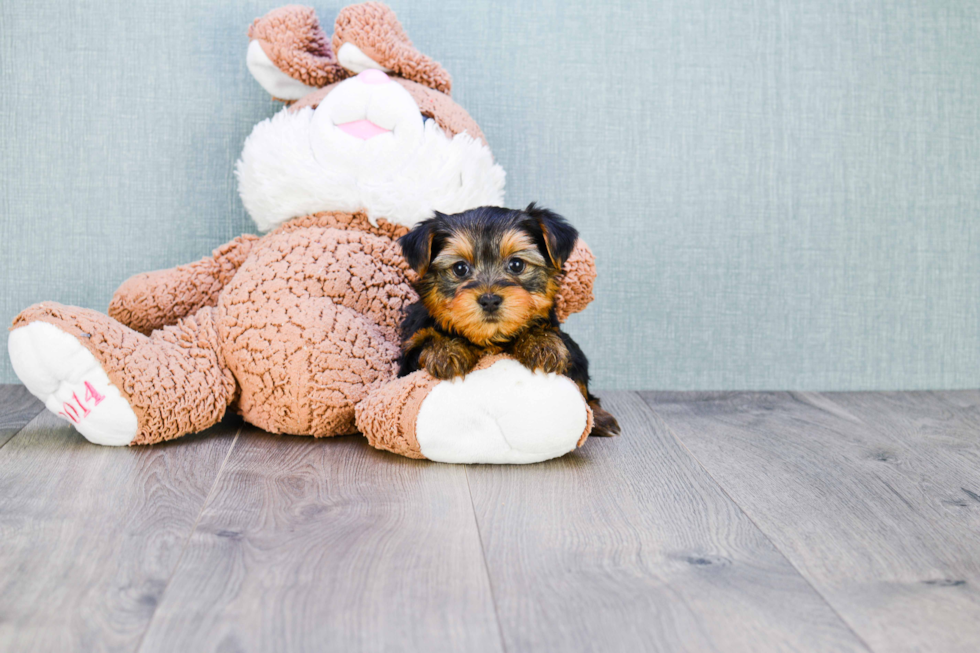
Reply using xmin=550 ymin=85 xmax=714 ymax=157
xmin=247 ymin=6 xmax=349 ymax=101
xmin=332 ymin=3 xmax=453 ymax=95
xmin=524 ymin=203 xmax=579 ymax=271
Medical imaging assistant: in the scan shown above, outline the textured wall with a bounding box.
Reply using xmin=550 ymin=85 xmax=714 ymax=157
xmin=2 ymin=0 xmax=979 ymax=389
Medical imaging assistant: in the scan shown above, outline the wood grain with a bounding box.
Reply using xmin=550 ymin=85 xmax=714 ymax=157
xmin=818 ymin=391 xmax=980 ymax=521
xmin=4 ymin=389 xmax=979 ymax=652
xmin=465 ymin=392 xmax=869 ymax=653
xmin=138 ymin=428 xmax=504 ymax=653
xmin=0 ymin=384 xmax=44 ymax=448
xmin=643 ymin=391 xmax=980 ymax=653
xmin=0 ymin=411 xmax=239 ymax=652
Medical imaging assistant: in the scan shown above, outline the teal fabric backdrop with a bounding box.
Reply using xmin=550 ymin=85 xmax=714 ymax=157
xmin=2 ymin=0 xmax=979 ymax=389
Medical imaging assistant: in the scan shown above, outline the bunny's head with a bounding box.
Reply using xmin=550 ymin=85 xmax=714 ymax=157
xmin=237 ymin=3 xmax=505 ymax=232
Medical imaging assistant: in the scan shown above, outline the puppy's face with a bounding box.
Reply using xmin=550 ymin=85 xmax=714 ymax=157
xmin=400 ymin=205 xmax=579 ymax=346
xmin=426 ymin=225 xmax=553 ymax=346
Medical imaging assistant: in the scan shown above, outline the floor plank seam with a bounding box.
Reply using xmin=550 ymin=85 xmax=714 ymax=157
xmin=635 ymin=392 xmax=878 ymax=653
xmin=133 ymin=426 xmax=243 ymax=653
xmin=796 ymin=392 xmax=870 ymax=428
xmin=463 ymin=468 xmax=510 ymax=653
xmin=0 ymin=408 xmax=47 ymax=453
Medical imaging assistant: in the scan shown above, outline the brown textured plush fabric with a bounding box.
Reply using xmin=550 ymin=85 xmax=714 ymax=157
xmin=248 ymin=5 xmax=349 ymax=88
xmin=290 ymin=77 xmax=486 ymax=144
xmin=215 ymin=217 xmax=415 ymax=436
xmin=272 ymin=210 xmax=409 ymax=241
xmin=15 ymin=212 xmax=596 ymax=447
xmin=332 ymin=2 xmax=452 ymax=95
xmin=554 ymin=239 xmax=597 ymax=322
xmin=109 ymin=235 xmax=259 ymax=336
xmin=355 ymin=369 xmax=439 ymax=458
xmin=12 ymin=303 xmax=236 ymax=445
xmin=249 ymin=4 xmax=452 ymax=98
xmin=578 ymin=406 xmax=595 ymax=448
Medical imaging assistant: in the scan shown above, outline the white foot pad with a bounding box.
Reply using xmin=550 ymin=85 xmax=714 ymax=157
xmin=8 ymin=322 xmax=138 ymax=446
xmin=415 ymin=359 xmax=589 ymax=464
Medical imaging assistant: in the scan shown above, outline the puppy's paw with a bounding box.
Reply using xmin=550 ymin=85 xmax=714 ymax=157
xmin=419 ymin=337 xmax=481 ymax=380
xmin=589 ymin=401 xmax=621 ymax=437
xmin=511 ymin=329 xmax=569 ymax=374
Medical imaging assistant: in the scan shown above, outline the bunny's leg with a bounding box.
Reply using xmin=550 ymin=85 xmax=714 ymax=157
xmin=357 ymin=354 xmax=593 ymax=464
xmin=9 ymin=303 xmax=235 ymax=445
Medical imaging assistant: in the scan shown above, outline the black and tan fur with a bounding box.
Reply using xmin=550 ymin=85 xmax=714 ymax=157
xmin=397 ymin=204 xmax=620 ymax=437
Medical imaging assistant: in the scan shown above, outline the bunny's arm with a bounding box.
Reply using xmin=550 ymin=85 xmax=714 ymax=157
xmin=554 ymin=239 xmax=597 ymax=322
xmin=108 ymin=235 xmax=260 ymax=335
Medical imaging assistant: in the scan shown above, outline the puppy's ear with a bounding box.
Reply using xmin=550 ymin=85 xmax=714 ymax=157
xmin=525 ymin=202 xmax=578 ymax=270
xmin=399 ymin=214 xmax=442 ymax=276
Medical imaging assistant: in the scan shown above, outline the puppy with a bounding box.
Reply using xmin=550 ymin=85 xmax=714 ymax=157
xmin=397 ymin=203 xmax=620 ymax=437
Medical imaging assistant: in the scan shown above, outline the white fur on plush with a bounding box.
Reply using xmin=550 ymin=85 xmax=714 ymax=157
xmin=415 ymin=359 xmax=589 ymax=464
xmin=236 ymin=79 xmax=506 ymax=232
xmin=9 ymin=322 xmax=138 ymax=446
xmin=308 ymin=75 xmax=426 ymax=178
xmin=246 ymin=41 xmax=319 ymax=101
xmin=337 ymin=42 xmax=392 ymax=74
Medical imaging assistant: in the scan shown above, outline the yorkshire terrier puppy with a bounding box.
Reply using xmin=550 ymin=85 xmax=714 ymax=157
xmin=397 ymin=204 xmax=620 ymax=437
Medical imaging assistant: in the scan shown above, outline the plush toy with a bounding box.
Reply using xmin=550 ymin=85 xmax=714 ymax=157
xmin=7 ymin=3 xmax=599 ymax=464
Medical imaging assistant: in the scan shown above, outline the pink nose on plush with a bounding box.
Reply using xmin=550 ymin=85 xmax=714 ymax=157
xmin=337 ymin=119 xmax=391 ymax=140
xmin=358 ymin=69 xmax=390 ymax=85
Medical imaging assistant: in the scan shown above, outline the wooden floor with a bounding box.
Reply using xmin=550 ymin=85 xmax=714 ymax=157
xmin=1 ymin=386 xmax=978 ymax=652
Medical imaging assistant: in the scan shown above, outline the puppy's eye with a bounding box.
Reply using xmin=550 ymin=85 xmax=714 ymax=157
xmin=451 ymin=261 xmax=470 ymax=278
xmin=507 ymin=258 xmax=526 ymax=274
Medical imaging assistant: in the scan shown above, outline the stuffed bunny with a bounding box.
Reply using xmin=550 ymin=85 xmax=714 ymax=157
xmin=8 ymin=3 xmax=598 ymax=464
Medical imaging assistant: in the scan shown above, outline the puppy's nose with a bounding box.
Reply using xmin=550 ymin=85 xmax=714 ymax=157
xmin=358 ymin=69 xmax=390 ymax=85
xmin=478 ymin=293 xmax=503 ymax=312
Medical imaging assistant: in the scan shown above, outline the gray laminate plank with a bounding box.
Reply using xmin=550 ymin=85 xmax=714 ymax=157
xmin=816 ymin=391 xmax=980 ymax=518
xmin=0 ymin=411 xmax=239 ymax=652
xmin=643 ymin=391 xmax=980 ymax=653
xmin=465 ymin=391 xmax=869 ymax=653
xmin=0 ymin=384 xmax=44 ymax=448
xmin=138 ymin=427 xmax=504 ymax=653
